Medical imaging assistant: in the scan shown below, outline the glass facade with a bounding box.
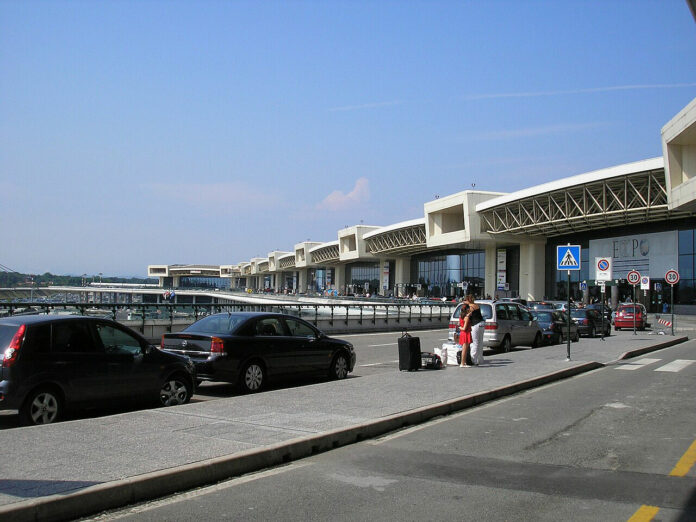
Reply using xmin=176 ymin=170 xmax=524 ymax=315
xmin=679 ymin=228 xmax=695 ymax=304
xmin=179 ymin=276 xmax=230 ymax=289
xmin=346 ymin=262 xmax=380 ymax=295
xmin=410 ymin=250 xmax=485 ymax=298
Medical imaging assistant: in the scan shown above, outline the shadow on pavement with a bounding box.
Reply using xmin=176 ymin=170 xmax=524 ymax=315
xmin=0 ymin=479 xmax=101 ymax=499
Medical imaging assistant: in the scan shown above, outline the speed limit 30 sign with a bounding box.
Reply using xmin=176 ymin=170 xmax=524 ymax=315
xmin=627 ymin=270 xmax=641 ymax=285
xmin=665 ymin=269 xmax=680 ymax=285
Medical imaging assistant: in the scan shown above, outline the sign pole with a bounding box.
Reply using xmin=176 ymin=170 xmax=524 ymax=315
xmin=671 ymin=283 xmax=674 ymax=336
xmin=633 ymin=282 xmax=637 ymax=335
xmin=567 ymin=269 xmax=571 ymax=361
xmin=600 ymin=290 xmax=605 ymax=341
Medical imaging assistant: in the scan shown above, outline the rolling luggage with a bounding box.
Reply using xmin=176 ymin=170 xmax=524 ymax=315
xmin=398 ymin=331 xmax=421 ymax=371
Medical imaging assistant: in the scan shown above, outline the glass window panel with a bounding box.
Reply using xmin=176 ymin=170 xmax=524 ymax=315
xmin=679 ymin=254 xmax=694 ymax=279
xmin=678 ymin=229 xmax=694 ymax=255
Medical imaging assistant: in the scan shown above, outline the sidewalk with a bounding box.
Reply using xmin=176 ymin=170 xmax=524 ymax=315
xmin=0 ymin=332 xmax=690 ymax=521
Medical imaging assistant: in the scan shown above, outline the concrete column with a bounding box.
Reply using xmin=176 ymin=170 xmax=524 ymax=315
xmin=298 ymin=269 xmax=308 ymax=293
xmin=394 ymin=257 xmax=410 ymax=297
xmin=611 ymin=285 xmax=619 ymax=309
xmin=484 ymin=243 xmax=497 ymax=299
xmin=274 ymin=272 xmax=283 ymax=292
xmin=519 ymin=240 xmax=546 ymax=302
xmin=335 ymin=265 xmax=345 ymax=293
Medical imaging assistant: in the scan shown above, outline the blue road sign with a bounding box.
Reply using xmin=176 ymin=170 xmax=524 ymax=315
xmin=557 ymin=245 xmax=581 ymax=270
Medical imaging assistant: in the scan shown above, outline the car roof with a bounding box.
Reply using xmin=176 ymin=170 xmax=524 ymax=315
xmin=0 ymin=314 xmax=112 ymax=326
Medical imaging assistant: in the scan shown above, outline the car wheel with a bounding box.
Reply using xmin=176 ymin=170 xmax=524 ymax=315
xmin=532 ymin=332 xmax=542 ymax=349
xmin=329 ymin=352 xmax=350 ymax=380
xmin=20 ymin=387 xmax=62 ymax=426
xmin=500 ymin=336 xmax=512 ymax=353
xmin=239 ymin=360 xmax=266 ymax=393
xmin=589 ymin=325 xmax=596 ymax=338
xmin=614 ymin=326 xmax=620 ymax=331
xmin=572 ymin=332 xmax=580 ymax=342
xmin=159 ymin=374 xmax=192 ymax=406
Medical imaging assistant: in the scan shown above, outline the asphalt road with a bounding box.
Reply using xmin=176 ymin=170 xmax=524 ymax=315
xmin=84 ymin=340 xmax=696 ymax=522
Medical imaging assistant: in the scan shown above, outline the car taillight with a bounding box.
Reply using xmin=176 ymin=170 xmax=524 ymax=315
xmin=485 ymin=322 xmax=497 ymax=330
xmin=211 ymin=337 xmax=224 ymax=353
xmin=3 ymin=324 xmax=26 ymax=368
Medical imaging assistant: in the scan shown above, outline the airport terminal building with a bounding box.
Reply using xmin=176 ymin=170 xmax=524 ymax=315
xmin=148 ymin=98 xmax=696 ymax=313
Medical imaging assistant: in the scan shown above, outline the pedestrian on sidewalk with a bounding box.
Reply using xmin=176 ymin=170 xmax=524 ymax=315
xmin=465 ymin=294 xmax=484 ymax=366
xmin=459 ymin=302 xmax=472 ymax=367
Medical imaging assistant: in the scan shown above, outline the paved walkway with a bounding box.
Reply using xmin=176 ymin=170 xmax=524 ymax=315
xmin=0 ymin=331 xmax=691 ymax=521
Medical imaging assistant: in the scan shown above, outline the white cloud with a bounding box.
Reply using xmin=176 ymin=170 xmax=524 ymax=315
xmin=317 ymin=178 xmax=370 ymax=211
xmin=328 ymin=100 xmax=402 ymax=112
xmin=465 ymin=83 xmax=696 ymax=101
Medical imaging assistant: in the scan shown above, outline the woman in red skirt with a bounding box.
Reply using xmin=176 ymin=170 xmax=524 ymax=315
xmin=459 ymin=303 xmax=472 ymax=367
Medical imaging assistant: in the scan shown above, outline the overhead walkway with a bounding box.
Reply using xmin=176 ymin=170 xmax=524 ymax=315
xmin=363 ymin=218 xmax=427 ymax=255
xmin=476 ymin=158 xmax=692 ymax=236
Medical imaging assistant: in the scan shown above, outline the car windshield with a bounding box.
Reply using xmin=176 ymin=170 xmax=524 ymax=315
xmin=184 ymin=314 xmax=247 ymax=335
xmin=570 ymin=310 xmax=587 ymax=319
xmin=533 ymin=311 xmax=554 ymax=322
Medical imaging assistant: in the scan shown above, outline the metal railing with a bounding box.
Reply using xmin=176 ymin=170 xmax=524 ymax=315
xmin=0 ymin=301 xmax=456 ymax=332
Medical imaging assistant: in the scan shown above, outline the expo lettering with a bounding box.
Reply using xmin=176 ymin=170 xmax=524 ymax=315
xmin=612 ymin=238 xmax=649 ymax=259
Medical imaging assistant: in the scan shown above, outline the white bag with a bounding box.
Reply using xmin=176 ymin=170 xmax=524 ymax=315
xmin=442 ymin=342 xmax=460 ymax=366
xmin=435 ymin=345 xmax=448 ymax=367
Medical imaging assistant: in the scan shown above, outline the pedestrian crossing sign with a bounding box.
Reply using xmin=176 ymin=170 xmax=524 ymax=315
xmin=557 ymin=245 xmax=581 ymax=270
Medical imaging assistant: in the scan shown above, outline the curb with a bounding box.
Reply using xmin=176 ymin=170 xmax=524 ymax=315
xmin=615 ymin=336 xmax=689 ymax=361
xmin=0 ymin=338 xmax=690 ymax=521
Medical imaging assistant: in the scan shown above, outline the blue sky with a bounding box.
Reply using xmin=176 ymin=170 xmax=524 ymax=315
xmin=1 ymin=0 xmax=695 ymax=277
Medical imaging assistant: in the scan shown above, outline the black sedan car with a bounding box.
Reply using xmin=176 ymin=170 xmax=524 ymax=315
xmin=531 ymin=310 xmax=580 ymax=344
xmin=161 ymin=312 xmax=356 ymax=393
xmin=570 ymin=308 xmax=611 ymax=337
xmin=0 ymin=315 xmax=195 ymax=425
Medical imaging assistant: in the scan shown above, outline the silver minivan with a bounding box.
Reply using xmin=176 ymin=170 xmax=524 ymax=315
xmin=448 ymin=300 xmax=543 ymax=352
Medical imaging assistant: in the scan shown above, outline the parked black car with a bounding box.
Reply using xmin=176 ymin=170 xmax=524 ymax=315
xmin=161 ymin=312 xmax=356 ymax=393
xmin=585 ymin=303 xmax=612 ymax=325
xmin=570 ymin=308 xmax=611 ymax=337
xmin=531 ymin=310 xmax=580 ymax=344
xmin=0 ymin=315 xmax=195 ymax=425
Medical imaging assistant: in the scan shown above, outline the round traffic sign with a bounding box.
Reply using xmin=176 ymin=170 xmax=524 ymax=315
xmin=665 ymin=269 xmax=680 ymax=285
xmin=597 ymin=258 xmax=610 ymax=272
xmin=627 ymin=270 xmax=641 ymax=285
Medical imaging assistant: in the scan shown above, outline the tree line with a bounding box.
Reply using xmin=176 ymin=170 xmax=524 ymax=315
xmin=0 ymin=272 xmax=154 ymax=287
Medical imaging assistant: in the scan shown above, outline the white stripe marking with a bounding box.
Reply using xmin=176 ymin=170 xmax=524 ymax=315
xmin=360 ymin=360 xmax=399 ymax=367
xmin=654 ymin=359 xmax=695 ymax=372
xmin=616 ymin=358 xmax=661 ymax=370
xmin=368 ymin=343 xmax=398 ymax=347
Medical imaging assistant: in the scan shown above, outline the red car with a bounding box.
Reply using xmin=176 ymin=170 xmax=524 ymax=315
xmin=614 ymin=304 xmax=648 ymax=331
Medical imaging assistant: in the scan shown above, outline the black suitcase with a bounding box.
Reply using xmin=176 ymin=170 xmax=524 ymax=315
xmin=398 ymin=332 xmax=421 ymax=371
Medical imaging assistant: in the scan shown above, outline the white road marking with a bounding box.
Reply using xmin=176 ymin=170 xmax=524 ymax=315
xmin=615 ymin=358 xmax=661 ymax=370
xmin=340 ymin=328 xmax=448 ymax=338
xmin=368 ymin=342 xmax=398 ymax=347
xmin=654 ymin=359 xmax=696 ymax=372
xmin=360 ymin=360 xmax=399 ymax=367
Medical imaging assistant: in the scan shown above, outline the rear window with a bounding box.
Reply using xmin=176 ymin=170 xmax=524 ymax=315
xmin=619 ymin=305 xmax=641 ymax=313
xmin=570 ymin=310 xmax=587 ymax=319
xmin=0 ymin=325 xmax=20 ymax=350
xmin=184 ymin=314 xmax=247 ymax=335
xmin=479 ymin=304 xmax=492 ymax=320
xmin=534 ymin=311 xmax=554 ymax=322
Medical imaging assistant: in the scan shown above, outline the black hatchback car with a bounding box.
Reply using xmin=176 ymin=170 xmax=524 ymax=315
xmin=161 ymin=312 xmax=356 ymax=393
xmin=570 ymin=308 xmax=611 ymax=337
xmin=0 ymin=315 xmax=195 ymax=425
